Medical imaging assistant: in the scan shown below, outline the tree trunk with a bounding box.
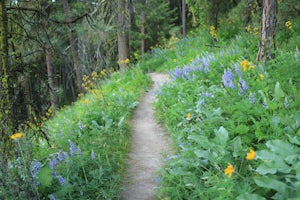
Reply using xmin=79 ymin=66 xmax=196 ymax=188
xmin=182 ymin=0 xmax=186 ymax=38
xmin=257 ymin=0 xmax=277 ymax=62
xmin=117 ymin=0 xmax=129 ymax=72
xmin=140 ymin=0 xmax=146 ymax=54
xmin=0 ymin=0 xmax=11 ymax=190
xmin=62 ymin=0 xmax=84 ymax=93
xmin=45 ymin=46 xmax=59 ymax=112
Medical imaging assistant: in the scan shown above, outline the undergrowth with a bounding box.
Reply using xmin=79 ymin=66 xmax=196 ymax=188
xmin=153 ymin=23 xmax=300 ymax=199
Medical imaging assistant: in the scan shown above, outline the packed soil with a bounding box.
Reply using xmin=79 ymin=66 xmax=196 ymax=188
xmin=122 ymin=73 xmax=172 ymax=200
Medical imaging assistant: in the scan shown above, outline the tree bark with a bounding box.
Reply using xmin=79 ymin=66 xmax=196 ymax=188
xmin=62 ymin=0 xmax=84 ymax=93
xmin=45 ymin=46 xmax=59 ymax=112
xmin=257 ymin=0 xmax=277 ymax=62
xmin=117 ymin=0 xmax=129 ymax=72
xmin=182 ymin=0 xmax=186 ymax=38
xmin=0 ymin=0 xmax=11 ymax=189
xmin=140 ymin=0 xmax=146 ymax=54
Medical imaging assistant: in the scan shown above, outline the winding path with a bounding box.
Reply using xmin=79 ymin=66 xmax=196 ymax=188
xmin=122 ymin=73 xmax=172 ymax=200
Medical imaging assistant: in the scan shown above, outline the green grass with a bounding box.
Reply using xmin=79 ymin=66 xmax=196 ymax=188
xmin=150 ymin=27 xmax=300 ymax=199
xmin=33 ymin=68 xmax=151 ymax=199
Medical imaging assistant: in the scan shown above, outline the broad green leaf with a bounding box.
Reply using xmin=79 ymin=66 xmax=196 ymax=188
xmin=188 ymin=134 xmax=211 ymax=148
xmin=232 ymin=136 xmax=242 ymax=158
xmin=254 ymin=176 xmax=288 ymax=195
xmin=194 ymin=149 xmax=209 ymax=159
xmin=214 ymin=126 xmax=228 ymax=145
xmin=287 ymin=135 xmax=300 ymax=145
xmin=38 ymin=166 xmax=53 ymax=187
xmin=266 ymin=140 xmax=296 ymax=156
xmin=236 ymin=193 xmax=266 ymax=200
xmin=274 ymin=82 xmax=285 ymax=101
xmin=256 ymin=162 xmax=277 ymax=175
xmin=257 ymin=150 xmax=275 ymax=160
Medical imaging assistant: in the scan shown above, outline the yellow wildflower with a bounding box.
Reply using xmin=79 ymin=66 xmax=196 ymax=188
xmin=224 ymin=163 xmax=234 ymax=178
xmin=259 ymin=74 xmax=265 ymax=80
xmin=10 ymin=133 xmax=23 ymax=140
xmin=285 ymin=21 xmax=292 ymax=29
xmin=246 ymin=149 xmax=256 ymax=160
xmin=246 ymin=25 xmax=251 ymax=33
xmin=240 ymin=60 xmax=247 ymax=71
xmin=248 ymin=62 xmax=254 ymax=70
xmin=186 ymin=112 xmax=191 ymax=120
xmin=124 ymin=58 xmax=130 ymax=64
xmin=209 ymin=26 xmax=215 ymax=31
xmin=209 ymin=26 xmax=217 ymax=38
xmin=101 ymin=70 xmax=106 ymax=76
xmin=240 ymin=59 xmax=254 ymax=71
xmin=253 ymin=27 xmax=259 ymax=35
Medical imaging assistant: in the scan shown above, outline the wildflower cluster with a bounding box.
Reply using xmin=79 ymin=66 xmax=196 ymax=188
xmin=245 ymin=25 xmax=259 ymax=35
xmin=222 ymin=61 xmax=251 ymax=93
xmin=222 ymin=69 xmax=235 ymax=89
xmin=209 ymin=26 xmax=217 ymax=39
xmin=81 ymin=70 xmax=108 ymax=93
xmin=31 ymin=160 xmax=42 ymax=186
xmin=10 ymin=132 xmax=23 ymax=140
xmin=169 ymin=54 xmax=215 ymax=80
xmin=285 ymin=21 xmax=292 ymax=30
xmin=223 ymin=149 xmax=256 ymax=178
xmin=117 ymin=58 xmax=130 ymax=65
xmin=240 ymin=59 xmax=254 ymax=71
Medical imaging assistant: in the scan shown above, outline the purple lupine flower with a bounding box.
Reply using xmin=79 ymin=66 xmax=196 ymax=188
xmin=59 ymin=131 xmax=64 ymax=138
xmin=202 ymin=57 xmax=210 ymax=67
xmin=49 ymin=156 xmax=59 ymax=170
xmin=32 ymin=160 xmax=42 ymax=177
xmin=239 ymin=78 xmax=249 ymax=91
xmin=69 ymin=141 xmax=78 ymax=157
xmin=52 ymin=170 xmax=58 ymax=178
xmin=49 ymin=194 xmax=56 ymax=200
xmin=197 ymin=64 xmax=204 ymax=72
xmin=202 ymin=92 xmax=214 ymax=98
xmin=234 ymin=64 xmax=242 ymax=77
xmin=172 ymin=68 xmax=183 ymax=80
xmin=57 ymin=175 xmax=66 ymax=186
xmin=91 ymin=150 xmax=96 ymax=160
xmin=204 ymin=65 xmax=210 ymax=74
xmin=222 ymin=69 xmax=235 ymax=89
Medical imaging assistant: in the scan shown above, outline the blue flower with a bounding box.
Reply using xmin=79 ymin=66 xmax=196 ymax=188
xmin=172 ymin=68 xmax=183 ymax=80
xmin=49 ymin=194 xmax=56 ymax=200
xmin=239 ymin=78 xmax=249 ymax=91
xmin=49 ymin=156 xmax=59 ymax=170
xmin=234 ymin=64 xmax=242 ymax=77
xmin=32 ymin=160 xmax=42 ymax=177
xmin=57 ymin=175 xmax=66 ymax=186
xmin=91 ymin=150 xmax=96 ymax=160
xmin=69 ymin=141 xmax=78 ymax=157
xmin=222 ymin=69 xmax=235 ymax=89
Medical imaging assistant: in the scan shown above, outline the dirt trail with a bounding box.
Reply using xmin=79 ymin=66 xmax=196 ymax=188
xmin=122 ymin=73 xmax=172 ymax=200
